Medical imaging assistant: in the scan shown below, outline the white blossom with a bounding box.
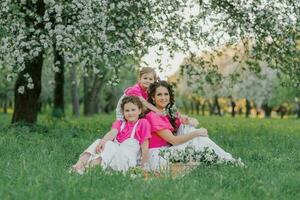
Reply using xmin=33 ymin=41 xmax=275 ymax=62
xmin=265 ymin=35 xmax=273 ymax=44
xmin=27 ymin=83 xmax=34 ymax=89
xmin=18 ymin=86 xmax=25 ymax=94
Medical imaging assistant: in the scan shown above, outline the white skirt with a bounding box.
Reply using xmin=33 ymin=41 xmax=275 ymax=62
xmin=176 ymin=125 xmax=234 ymax=160
xmin=83 ymin=138 xmax=140 ymax=172
xmin=148 ymin=125 xmax=234 ymax=171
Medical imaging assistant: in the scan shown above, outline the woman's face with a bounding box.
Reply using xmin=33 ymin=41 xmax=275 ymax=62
xmin=152 ymin=86 xmax=170 ymax=110
xmin=123 ymin=102 xmax=141 ymax=122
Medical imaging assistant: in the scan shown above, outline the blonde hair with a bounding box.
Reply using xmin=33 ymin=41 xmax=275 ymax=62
xmin=139 ymin=67 xmax=157 ymax=80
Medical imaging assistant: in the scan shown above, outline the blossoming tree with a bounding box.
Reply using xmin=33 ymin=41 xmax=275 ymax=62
xmin=0 ymin=0 xmax=194 ymax=123
xmin=1 ymin=0 xmax=299 ymax=123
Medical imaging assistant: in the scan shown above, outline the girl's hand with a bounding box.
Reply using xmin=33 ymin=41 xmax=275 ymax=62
xmin=196 ymin=128 xmax=208 ymax=137
xmin=96 ymin=139 xmax=107 ymax=153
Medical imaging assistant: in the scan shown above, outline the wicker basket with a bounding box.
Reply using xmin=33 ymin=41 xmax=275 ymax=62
xmin=168 ymin=162 xmax=199 ymax=178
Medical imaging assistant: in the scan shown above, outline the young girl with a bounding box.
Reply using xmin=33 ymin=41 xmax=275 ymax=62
xmin=71 ymin=96 xmax=151 ymax=174
xmin=116 ymin=67 xmax=162 ymax=120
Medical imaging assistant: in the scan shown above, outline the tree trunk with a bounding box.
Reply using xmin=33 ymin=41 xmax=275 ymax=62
xmin=245 ymin=99 xmax=251 ymax=118
xmin=52 ymin=42 xmax=65 ymax=118
xmin=195 ymin=101 xmax=201 ymax=115
xmin=190 ymin=101 xmax=195 ymax=115
xmin=12 ymin=54 xmax=43 ymax=124
xmin=102 ymin=88 xmax=117 ymax=113
xmin=297 ymin=102 xmax=300 ymax=118
xmin=206 ymin=100 xmax=214 ymax=116
xmin=201 ymin=100 xmax=207 ymax=116
xmin=213 ymin=96 xmax=221 ymax=116
xmin=261 ymin=103 xmax=272 ymax=118
xmin=276 ymin=105 xmax=287 ymax=119
xmin=3 ymin=99 xmax=7 ymax=114
xmin=12 ymin=0 xmax=45 ymax=124
xmin=84 ymin=74 xmax=105 ymax=116
xmin=231 ymin=100 xmax=236 ymax=117
xmin=182 ymin=100 xmax=189 ymax=114
xmin=71 ymin=65 xmax=80 ymax=116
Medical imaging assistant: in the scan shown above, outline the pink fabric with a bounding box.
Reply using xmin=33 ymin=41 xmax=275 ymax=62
xmin=111 ymin=119 xmax=151 ymax=144
xmin=124 ymin=83 xmax=148 ymax=100
xmin=145 ymin=111 xmax=182 ymax=148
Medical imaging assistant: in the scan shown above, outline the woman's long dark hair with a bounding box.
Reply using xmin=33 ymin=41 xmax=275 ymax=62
xmin=147 ymin=81 xmax=178 ymax=133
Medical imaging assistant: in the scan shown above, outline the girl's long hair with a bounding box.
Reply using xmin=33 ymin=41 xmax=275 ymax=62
xmin=147 ymin=81 xmax=177 ymax=133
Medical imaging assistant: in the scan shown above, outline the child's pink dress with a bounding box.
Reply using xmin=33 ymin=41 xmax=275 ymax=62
xmin=83 ymin=118 xmax=151 ymax=171
xmin=115 ymin=83 xmax=148 ymax=120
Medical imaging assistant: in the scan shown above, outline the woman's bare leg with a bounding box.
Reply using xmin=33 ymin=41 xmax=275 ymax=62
xmin=71 ymin=152 xmax=91 ymax=172
xmin=88 ymin=157 xmax=102 ymax=168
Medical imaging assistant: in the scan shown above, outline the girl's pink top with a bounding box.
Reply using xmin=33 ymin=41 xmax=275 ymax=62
xmin=124 ymin=83 xmax=148 ymax=100
xmin=145 ymin=111 xmax=181 ymax=149
xmin=111 ymin=118 xmax=151 ymax=144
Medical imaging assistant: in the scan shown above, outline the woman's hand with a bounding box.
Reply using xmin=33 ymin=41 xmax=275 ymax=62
xmin=196 ymin=128 xmax=208 ymax=137
xmin=180 ymin=115 xmax=199 ymax=127
xmin=179 ymin=114 xmax=189 ymax=124
xmin=188 ymin=118 xmax=199 ymax=127
xmin=96 ymin=139 xmax=107 ymax=153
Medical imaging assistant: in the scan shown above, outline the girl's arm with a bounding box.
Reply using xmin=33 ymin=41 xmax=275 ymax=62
xmin=138 ymin=97 xmax=163 ymax=114
xmin=140 ymin=139 xmax=149 ymax=169
xmin=101 ymin=128 xmax=118 ymax=141
xmin=96 ymin=128 xmax=118 ymax=153
xmin=156 ymin=129 xmax=208 ymax=146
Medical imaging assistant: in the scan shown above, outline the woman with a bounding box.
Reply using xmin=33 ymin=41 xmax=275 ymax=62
xmin=145 ymin=81 xmax=235 ymax=171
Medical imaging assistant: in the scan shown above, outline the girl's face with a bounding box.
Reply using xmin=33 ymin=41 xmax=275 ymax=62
xmin=139 ymin=73 xmax=155 ymax=89
xmin=152 ymin=86 xmax=170 ymax=110
xmin=123 ymin=102 xmax=141 ymax=122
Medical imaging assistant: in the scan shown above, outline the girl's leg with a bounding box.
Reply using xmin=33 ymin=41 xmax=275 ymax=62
xmin=88 ymin=157 xmax=102 ymax=168
xmin=72 ymin=152 xmax=91 ymax=172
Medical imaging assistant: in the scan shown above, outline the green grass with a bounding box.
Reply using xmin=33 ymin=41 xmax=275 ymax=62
xmin=0 ymin=113 xmax=300 ymax=200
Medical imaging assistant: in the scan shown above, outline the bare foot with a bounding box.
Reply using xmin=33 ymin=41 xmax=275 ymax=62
xmin=88 ymin=157 xmax=102 ymax=168
xmin=69 ymin=162 xmax=85 ymax=175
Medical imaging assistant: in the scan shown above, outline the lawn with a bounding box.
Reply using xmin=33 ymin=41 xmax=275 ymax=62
xmin=0 ymin=114 xmax=299 ymax=200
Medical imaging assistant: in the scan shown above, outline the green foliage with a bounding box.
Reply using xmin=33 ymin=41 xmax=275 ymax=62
xmin=1 ymin=114 xmax=300 ymax=199
xmin=52 ymin=108 xmax=65 ymax=118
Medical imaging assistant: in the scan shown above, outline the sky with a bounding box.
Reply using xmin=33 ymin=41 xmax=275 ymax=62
xmin=141 ymin=0 xmax=200 ymax=80
xmin=141 ymin=48 xmax=185 ymax=80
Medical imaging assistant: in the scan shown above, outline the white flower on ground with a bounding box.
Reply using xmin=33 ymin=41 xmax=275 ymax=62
xmin=265 ymin=35 xmax=273 ymax=44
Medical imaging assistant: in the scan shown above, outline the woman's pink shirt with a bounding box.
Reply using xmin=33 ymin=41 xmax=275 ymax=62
xmin=145 ymin=111 xmax=181 ymax=148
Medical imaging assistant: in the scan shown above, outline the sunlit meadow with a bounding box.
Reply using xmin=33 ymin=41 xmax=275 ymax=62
xmin=0 ymin=113 xmax=299 ymax=200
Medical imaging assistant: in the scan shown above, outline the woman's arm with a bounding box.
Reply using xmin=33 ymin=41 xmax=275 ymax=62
xmin=140 ymin=140 xmax=149 ymax=168
xmin=156 ymin=129 xmax=208 ymax=146
xmin=138 ymin=97 xmax=163 ymax=114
